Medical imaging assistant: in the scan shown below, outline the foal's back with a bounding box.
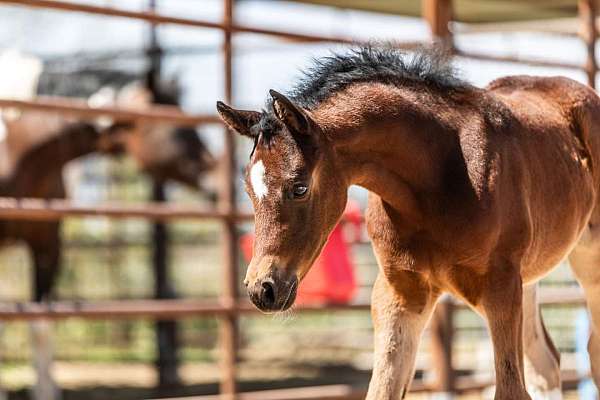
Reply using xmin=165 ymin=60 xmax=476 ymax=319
xmin=486 ymin=76 xmax=600 ymax=281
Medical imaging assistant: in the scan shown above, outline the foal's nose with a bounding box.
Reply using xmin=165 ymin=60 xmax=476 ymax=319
xmin=246 ymin=273 xmax=298 ymax=313
xmin=260 ymin=279 xmax=277 ymax=309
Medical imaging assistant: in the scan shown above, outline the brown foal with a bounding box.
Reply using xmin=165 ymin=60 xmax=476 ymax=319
xmin=217 ymin=46 xmax=600 ymax=400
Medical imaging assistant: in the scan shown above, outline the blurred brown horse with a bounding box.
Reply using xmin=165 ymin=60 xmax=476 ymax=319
xmin=0 ymin=120 xmax=113 ymax=301
xmin=0 ymin=85 xmax=216 ymax=302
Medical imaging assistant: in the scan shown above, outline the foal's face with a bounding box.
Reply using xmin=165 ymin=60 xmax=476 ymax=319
xmin=217 ymin=91 xmax=347 ymax=312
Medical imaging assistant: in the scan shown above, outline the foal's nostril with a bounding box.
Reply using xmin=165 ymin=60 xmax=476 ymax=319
xmin=261 ymin=281 xmax=276 ymax=308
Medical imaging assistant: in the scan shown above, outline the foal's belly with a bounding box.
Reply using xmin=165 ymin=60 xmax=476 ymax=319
xmin=501 ymin=129 xmax=597 ymax=283
xmin=521 ymin=234 xmax=584 ymax=284
xmin=518 ymin=189 xmax=595 ymax=284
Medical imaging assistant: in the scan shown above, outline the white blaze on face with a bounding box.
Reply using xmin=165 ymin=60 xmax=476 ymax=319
xmin=250 ymin=160 xmax=268 ymax=200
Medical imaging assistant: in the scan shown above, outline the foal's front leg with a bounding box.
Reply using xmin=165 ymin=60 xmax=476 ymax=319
xmin=367 ymin=271 xmax=439 ymax=400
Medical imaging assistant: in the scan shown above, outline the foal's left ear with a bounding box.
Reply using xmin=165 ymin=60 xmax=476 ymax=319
xmin=269 ymin=89 xmax=310 ymax=135
xmin=216 ymin=101 xmax=261 ymax=138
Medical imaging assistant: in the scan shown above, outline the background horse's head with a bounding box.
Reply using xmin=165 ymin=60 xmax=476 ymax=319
xmin=94 ymin=82 xmax=218 ymax=192
xmin=217 ymin=90 xmax=347 ymax=312
xmin=39 ymin=68 xmax=217 ymax=192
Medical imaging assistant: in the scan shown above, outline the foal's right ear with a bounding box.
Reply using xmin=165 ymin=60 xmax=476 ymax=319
xmin=216 ymin=101 xmax=261 ymax=138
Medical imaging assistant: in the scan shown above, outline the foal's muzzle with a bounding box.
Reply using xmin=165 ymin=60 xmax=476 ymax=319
xmin=247 ymin=275 xmax=298 ymax=313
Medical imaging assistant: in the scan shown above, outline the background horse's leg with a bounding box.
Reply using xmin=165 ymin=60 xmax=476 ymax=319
xmin=366 ymin=271 xmax=439 ymax=400
xmin=569 ymin=224 xmax=600 ymax=391
xmin=32 ymin=248 xmax=59 ymax=303
xmin=479 ymin=263 xmax=531 ymax=400
xmin=28 ymin=235 xmax=61 ymax=400
xmin=28 ymin=222 xmax=61 ymax=302
xmin=30 ymin=319 xmax=58 ymax=400
xmin=522 ymin=283 xmax=562 ymax=400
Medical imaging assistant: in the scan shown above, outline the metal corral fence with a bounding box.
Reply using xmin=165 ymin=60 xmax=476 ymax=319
xmin=0 ymin=0 xmax=597 ymax=399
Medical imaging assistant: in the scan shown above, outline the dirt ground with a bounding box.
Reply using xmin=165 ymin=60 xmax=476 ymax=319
xmin=0 ymin=361 xmax=584 ymax=400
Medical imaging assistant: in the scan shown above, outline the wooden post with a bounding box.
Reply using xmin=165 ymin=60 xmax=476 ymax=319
xmin=422 ymin=0 xmax=453 ymax=48
xmin=219 ymin=0 xmax=239 ymax=398
xmin=579 ymin=0 xmax=598 ymax=88
xmin=429 ymin=296 xmax=455 ymax=399
xmin=147 ymin=0 xmax=180 ymax=389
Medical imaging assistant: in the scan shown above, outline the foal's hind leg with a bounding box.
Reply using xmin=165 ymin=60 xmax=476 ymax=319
xmin=366 ymin=271 xmax=439 ymax=400
xmin=476 ymin=261 xmax=531 ymax=400
xmin=569 ymin=224 xmax=600 ymax=389
xmin=522 ymin=283 xmax=562 ymax=400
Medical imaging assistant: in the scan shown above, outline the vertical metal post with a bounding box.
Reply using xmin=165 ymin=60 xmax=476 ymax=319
xmin=580 ymin=0 xmax=598 ymax=88
xmin=430 ymin=296 xmax=455 ymax=397
xmin=147 ymin=0 xmax=180 ymax=389
xmin=219 ymin=0 xmax=238 ymax=398
xmin=151 ymin=182 xmax=180 ymax=388
xmin=422 ymin=0 xmax=454 ymax=48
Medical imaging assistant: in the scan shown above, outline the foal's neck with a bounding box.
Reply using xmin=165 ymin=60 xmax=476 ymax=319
xmin=316 ymin=83 xmax=468 ymax=223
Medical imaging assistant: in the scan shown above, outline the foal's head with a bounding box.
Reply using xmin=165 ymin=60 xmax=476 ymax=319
xmin=217 ymin=90 xmax=347 ymax=312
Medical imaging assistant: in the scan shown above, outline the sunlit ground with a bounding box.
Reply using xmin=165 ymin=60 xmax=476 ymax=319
xmin=0 ymin=362 xmax=583 ymax=399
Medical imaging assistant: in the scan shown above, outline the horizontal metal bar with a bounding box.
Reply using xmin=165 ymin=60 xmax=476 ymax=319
xmin=0 ymin=287 xmax=586 ymax=321
xmin=0 ymin=299 xmax=231 ymax=320
xmin=0 ymin=198 xmax=254 ymax=221
xmin=0 ymin=0 xmax=362 ymax=44
xmin=0 ymin=198 xmax=366 ymax=223
xmin=455 ymin=48 xmax=589 ymax=71
xmin=0 ymin=299 xmax=371 ymax=320
xmin=0 ymin=97 xmax=221 ymax=125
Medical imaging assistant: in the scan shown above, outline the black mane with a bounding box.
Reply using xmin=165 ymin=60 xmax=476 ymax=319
xmin=285 ymin=44 xmax=467 ymax=110
xmin=256 ymin=45 xmax=468 ymax=143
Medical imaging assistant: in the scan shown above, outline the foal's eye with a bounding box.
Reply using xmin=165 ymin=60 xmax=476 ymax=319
xmin=292 ymin=183 xmax=308 ymax=199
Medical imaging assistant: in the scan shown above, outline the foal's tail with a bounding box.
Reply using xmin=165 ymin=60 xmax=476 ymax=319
xmin=572 ymin=84 xmax=600 ymax=222
xmin=572 ymin=85 xmax=600 ymax=174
